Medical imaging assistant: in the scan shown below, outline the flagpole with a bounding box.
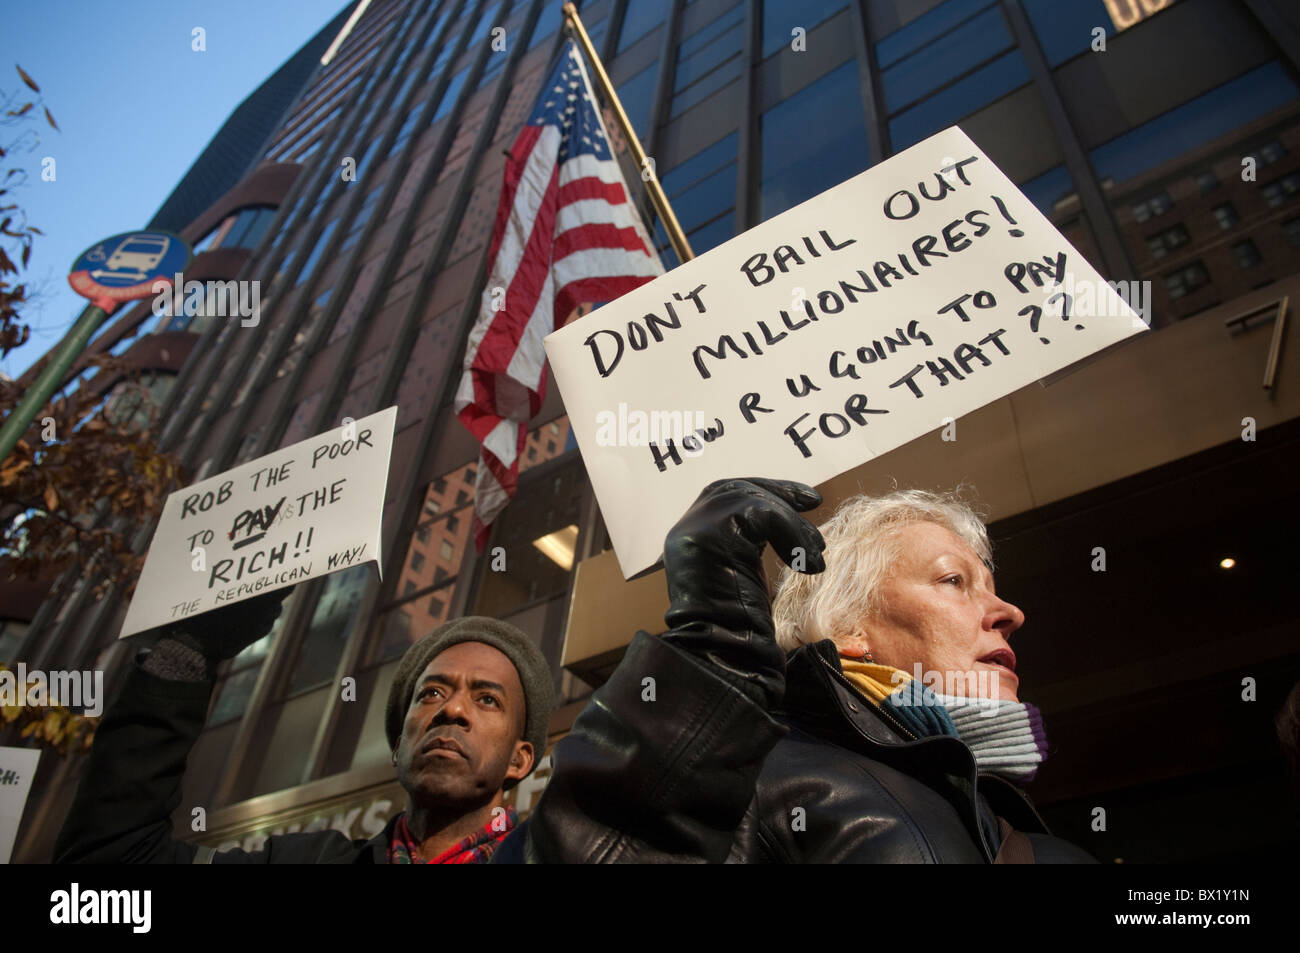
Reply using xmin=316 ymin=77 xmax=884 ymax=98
xmin=562 ymin=2 xmax=695 ymax=264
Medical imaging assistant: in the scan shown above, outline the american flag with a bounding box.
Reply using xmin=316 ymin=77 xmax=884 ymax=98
xmin=455 ymin=40 xmax=664 ymax=548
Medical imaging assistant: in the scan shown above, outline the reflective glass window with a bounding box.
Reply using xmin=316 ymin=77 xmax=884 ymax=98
xmin=615 ymin=62 xmax=658 ymax=141
xmin=761 ymin=0 xmax=848 ymax=58
xmin=617 ymin=0 xmax=666 ymax=53
xmin=1089 ymin=63 xmax=1299 ymax=187
xmin=759 ymin=60 xmax=869 ymax=219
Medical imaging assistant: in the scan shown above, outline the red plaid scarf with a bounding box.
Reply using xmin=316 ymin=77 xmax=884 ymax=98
xmin=386 ymin=808 xmax=517 ymax=864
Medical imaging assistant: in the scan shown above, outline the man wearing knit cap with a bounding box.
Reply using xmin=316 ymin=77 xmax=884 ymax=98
xmin=383 ymin=614 xmax=555 ymax=863
xmin=57 ymin=589 xmax=554 ymax=864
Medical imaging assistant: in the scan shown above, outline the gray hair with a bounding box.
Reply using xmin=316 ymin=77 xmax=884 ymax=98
xmin=772 ymin=488 xmax=992 ymax=653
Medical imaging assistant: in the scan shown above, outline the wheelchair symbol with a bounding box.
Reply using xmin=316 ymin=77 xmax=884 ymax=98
xmin=85 ymin=244 xmax=107 ymax=263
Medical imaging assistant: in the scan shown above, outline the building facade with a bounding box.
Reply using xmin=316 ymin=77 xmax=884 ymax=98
xmin=7 ymin=0 xmax=1300 ymax=861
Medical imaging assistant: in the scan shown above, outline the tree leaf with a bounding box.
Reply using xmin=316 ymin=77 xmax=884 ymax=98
xmin=44 ymin=106 xmax=58 ymax=131
xmin=15 ymin=65 xmax=39 ymax=92
xmin=43 ymin=484 xmax=57 ymax=510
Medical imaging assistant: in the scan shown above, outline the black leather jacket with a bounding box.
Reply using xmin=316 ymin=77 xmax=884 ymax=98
xmin=504 ymin=632 xmax=1094 ymax=863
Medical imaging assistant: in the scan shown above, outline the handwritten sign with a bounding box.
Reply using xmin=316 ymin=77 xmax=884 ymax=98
xmin=0 ymin=746 xmax=40 ymax=863
xmin=119 ymin=407 xmax=397 ymax=638
xmin=545 ymin=127 xmax=1147 ymax=578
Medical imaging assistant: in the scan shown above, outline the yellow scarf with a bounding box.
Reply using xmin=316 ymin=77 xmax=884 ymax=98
xmin=838 ymin=658 xmax=912 ymax=705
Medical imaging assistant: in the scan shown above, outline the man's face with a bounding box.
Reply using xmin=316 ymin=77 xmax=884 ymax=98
xmin=864 ymin=522 xmax=1025 ymax=701
xmin=394 ymin=641 xmax=533 ymax=809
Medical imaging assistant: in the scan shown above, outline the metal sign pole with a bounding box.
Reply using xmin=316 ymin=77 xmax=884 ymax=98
xmin=0 ymin=302 xmax=112 ymax=463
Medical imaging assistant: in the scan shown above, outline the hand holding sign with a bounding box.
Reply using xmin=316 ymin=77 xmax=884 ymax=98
xmin=162 ymin=587 xmax=290 ymax=662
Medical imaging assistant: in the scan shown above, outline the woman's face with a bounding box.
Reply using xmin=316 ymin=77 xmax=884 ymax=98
xmin=860 ymin=521 xmax=1025 ymax=702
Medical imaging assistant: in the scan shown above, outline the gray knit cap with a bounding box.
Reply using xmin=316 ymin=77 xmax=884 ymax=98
xmin=385 ymin=616 xmax=555 ymax=775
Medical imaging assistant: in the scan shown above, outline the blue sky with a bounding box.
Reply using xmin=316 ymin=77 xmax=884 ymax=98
xmin=1 ymin=0 xmax=350 ymax=379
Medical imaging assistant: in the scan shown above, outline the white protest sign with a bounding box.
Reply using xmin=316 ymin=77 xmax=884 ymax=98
xmin=0 ymin=746 xmax=40 ymax=863
xmin=119 ymin=407 xmax=397 ymax=638
xmin=545 ymin=126 xmax=1147 ymax=578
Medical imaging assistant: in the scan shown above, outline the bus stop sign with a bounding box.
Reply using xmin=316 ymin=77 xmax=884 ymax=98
xmin=68 ymin=230 xmax=191 ymax=312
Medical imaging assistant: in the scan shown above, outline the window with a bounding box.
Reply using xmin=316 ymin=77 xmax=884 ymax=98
xmin=617 ymin=0 xmax=664 ymax=53
xmin=880 ymin=5 xmax=1011 ymax=113
xmin=875 ymin=0 xmax=1029 ymax=150
xmin=1145 ymin=223 xmax=1189 ymax=260
xmin=388 ymin=106 xmax=423 ymax=157
xmin=760 ymin=61 xmax=869 ymax=219
xmin=373 ymin=461 xmax=477 ymax=663
xmin=1212 ymin=203 xmax=1239 ymax=230
xmin=1249 ymin=139 xmax=1287 ymax=166
xmin=1195 ymin=170 xmax=1219 ymax=194
xmin=1089 ymin=62 xmax=1299 ymax=188
xmin=1164 ymin=261 xmax=1210 ymax=299
xmin=1260 ymin=172 xmax=1300 ymax=208
xmin=1019 ymin=165 xmax=1075 ymax=215
xmin=762 ymin=0 xmax=849 ymax=58
xmin=1022 ymin=0 xmax=1118 ymax=67
xmin=529 ymin=1 xmax=565 ymax=49
xmin=284 ymin=565 xmax=370 ymax=695
xmin=519 ymin=416 xmax=573 ymax=473
xmin=473 ymin=455 xmax=585 ymax=619
xmin=342 ymin=186 xmax=384 ymax=251
xmin=1232 ymin=239 xmax=1262 ymax=269
xmin=656 ymin=134 xmax=737 ymax=259
xmin=1283 ymin=217 xmax=1300 ymax=246
xmin=295 ymin=219 xmax=338 ymax=287
xmin=877 ymin=0 xmax=992 ymax=69
xmin=671 ymin=3 xmax=744 ymax=118
xmin=432 ymin=67 xmax=469 ymax=125
xmin=1131 ymin=192 xmax=1172 ymax=224
xmin=615 ymin=62 xmax=658 ymax=142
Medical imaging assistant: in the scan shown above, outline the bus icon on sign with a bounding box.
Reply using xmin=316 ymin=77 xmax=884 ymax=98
xmin=104 ymin=234 xmax=171 ymax=280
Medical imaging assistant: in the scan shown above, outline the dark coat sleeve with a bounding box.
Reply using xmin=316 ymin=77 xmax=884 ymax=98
xmin=54 ymin=661 xmax=380 ymax=864
xmin=55 ymin=662 xmax=214 ymax=863
xmin=513 ymin=631 xmax=787 ymax=863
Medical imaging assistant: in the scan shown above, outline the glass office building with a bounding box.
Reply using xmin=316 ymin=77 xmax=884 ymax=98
xmin=7 ymin=0 xmax=1300 ymax=861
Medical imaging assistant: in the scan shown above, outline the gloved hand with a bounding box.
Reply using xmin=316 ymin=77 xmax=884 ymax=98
xmin=168 ymin=587 xmax=291 ymax=661
xmin=143 ymin=588 xmax=292 ymax=682
xmin=660 ymin=478 xmax=825 ymax=708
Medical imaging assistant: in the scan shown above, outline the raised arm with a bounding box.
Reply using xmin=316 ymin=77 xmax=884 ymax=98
xmin=508 ymin=478 xmax=825 ymax=863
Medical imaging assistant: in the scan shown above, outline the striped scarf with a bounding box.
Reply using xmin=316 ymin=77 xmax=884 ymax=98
xmin=838 ymin=660 xmax=1048 ymax=782
xmin=387 ymin=808 xmax=517 ymax=864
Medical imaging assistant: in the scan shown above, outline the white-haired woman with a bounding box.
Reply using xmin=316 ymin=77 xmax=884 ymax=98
xmin=507 ymin=477 xmax=1093 ymax=864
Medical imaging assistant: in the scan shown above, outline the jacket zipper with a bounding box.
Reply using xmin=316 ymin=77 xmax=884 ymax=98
xmin=818 ymin=653 xmax=1001 ymax=861
xmin=816 ymin=655 xmax=919 ymax=742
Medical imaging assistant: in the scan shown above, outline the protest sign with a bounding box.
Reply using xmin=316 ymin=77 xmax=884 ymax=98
xmin=119 ymin=407 xmax=397 ymax=638
xmin=544 ymin=126 xmax=1147 ymax=578
xmin=0 ymin=746 xmax=40 ymax=863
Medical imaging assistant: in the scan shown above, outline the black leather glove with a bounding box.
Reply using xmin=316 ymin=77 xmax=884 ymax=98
xmin=144 ymin=588 xmax=292 ymax=681
xmin=660 ymin=478 xmax=825 ymax=708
